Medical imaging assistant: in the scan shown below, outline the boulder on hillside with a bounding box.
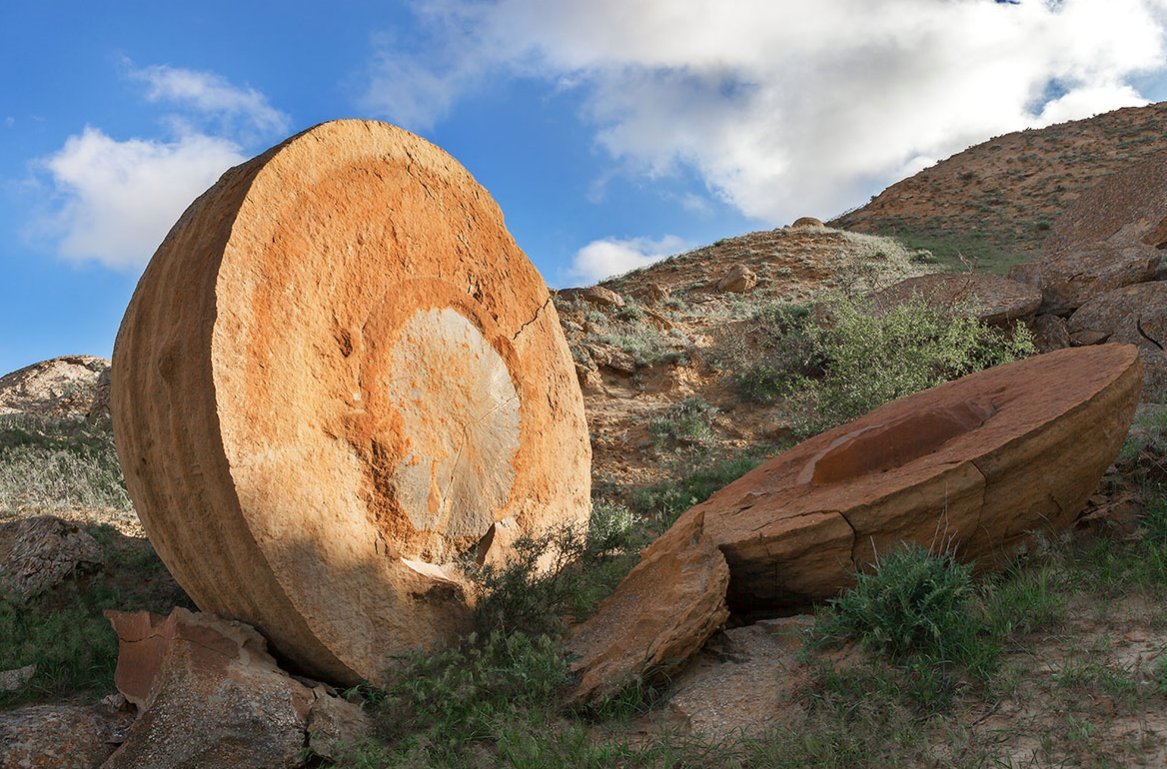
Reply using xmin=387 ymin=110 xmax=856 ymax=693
xmin=681 ymin=345 xmax=1140 ymax=613
xmin=0 ymin=515 xmax=103 ymax=599
xmin=715 ymin=265 xmax=758 ymax=293
xmin=791 ymin=216 xmax=824 ymax=228
xmin=869 ymin=272 xmax=1041 ymax=327
xmin=104 ymin=608 xmax=368 ymax=769
xmin=1042 ymin=149 xmax=1167 ymax=258
xmin=556 ymin=285 xmax=626 ymax=309
xmin=1007 ymin=241 xmax=1160 ymax=316
xmin=1068 ymin=282 xmax=1167 ymax=402
xmin=566 ymin=510 xmax=729 ymax=706
xmin=111 ymin=120 xmax=591 ymax=685
xmin=0 ymin=356 xmax=110 ymax=421
xmin=0 ymin=701 xmax=132 ymax=769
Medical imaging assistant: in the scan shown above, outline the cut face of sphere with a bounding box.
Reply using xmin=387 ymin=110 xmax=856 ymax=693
xmin=111 ymin=120 xmax=591 ymax=685
xmin=382 ymin=307 xmax=520 ymax=546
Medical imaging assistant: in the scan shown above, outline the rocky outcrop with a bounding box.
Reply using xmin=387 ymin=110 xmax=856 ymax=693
xmin=1041 ymin=149 xmax=1167 ymax=257
xmin=110 ymin=120 xmax=591 ymax=685
xmin=1068 ymin=282 xmax=1167 ymax=402
xmin=0 ymin=515 xmax=103 ymax=599
xmin=103 ymin=608 xmax=368 ymax=769
xmin=0 ymin=356 xmax=110 ymax=420
xmin=681 ymin=345 xmax=1141 ymax=612
xmin=869 ymin=272 xmax=1041 ymax=327
xmin=1007 ymin=241 xmax=1160 ymax=316
xmin=791 ymin=216 xmax=824 ymax=228
xmin=0 ymin=701 xmax=132 ymax=769
xmin=566 ymin=511 xmax=729 ymax=706
xmin=1027 ymin=314 xmax=1070 ymax=353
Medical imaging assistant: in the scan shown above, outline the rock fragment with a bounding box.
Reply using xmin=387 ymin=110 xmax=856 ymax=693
xmin=1068 ymin=282 xmax=1167 ymax=401
xmin=716 ymin=265 xmax=758 ymax=293
xmin=0 ymin=702 xmax=131 ymax=769
xmin=0 ymin=515 xmax=103 ymax=599
xmin=566 ymin=510 xmax=729 ymax=706
xmin=103 ymin=608 xmax=368 ymax=769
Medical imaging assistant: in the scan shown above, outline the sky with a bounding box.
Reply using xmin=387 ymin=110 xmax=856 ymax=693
xmin=4 ymin=1 xmax=1167 ymax=374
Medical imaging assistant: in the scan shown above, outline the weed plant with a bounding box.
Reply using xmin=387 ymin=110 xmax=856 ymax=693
xmin=648 ymin=397 xmax=718 ymax=450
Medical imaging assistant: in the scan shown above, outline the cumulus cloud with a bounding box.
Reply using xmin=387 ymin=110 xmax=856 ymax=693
xmin=368 ymin=0 xmax=1167 ymax=222
xmin=569 ymin=234 xmax=688 ymax=284
xmin=37 ymin=127 xmax=244 ymax=268
xmin=33 ymin=65 xmax=289 ymax=269
xmin=130 ymin=63 xmax=291 ymax=138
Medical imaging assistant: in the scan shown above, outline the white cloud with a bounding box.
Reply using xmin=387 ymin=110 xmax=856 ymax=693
xmin=369 ymin=0 xmax=1167 ymax=222
xmin=37 ymin=127 xmax=244 ymax=268
xmin=130 ymin=63 xmax=290 ymax=138
xmin=569 ymin=234 xmax=687 ymax=284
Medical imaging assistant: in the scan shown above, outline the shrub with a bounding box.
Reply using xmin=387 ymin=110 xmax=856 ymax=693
xmin=629 ymin=451 xmax=765 ymax=524
xmin=788 ymin=295 xmax=1034 ymax=436
xmin=648 ymin=397 xmax=717 ymax=450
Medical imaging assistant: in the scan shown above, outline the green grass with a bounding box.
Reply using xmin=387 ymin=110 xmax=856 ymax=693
xmin=629 ymin=450 xmax=768 ymax=524
xmin=0 ymin=415 xmax=131 ymax=514
xmin=0 ymin=523 xmax=192 ymax=708
xmin=648 ymin=397 xmax=718 ymax=450
xmin=879 ymin=229 xmax=1028 ymax=275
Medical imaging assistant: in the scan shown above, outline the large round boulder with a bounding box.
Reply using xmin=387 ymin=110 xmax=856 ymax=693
xmin=679 ymin=344 xmax=1141 ymax=612
xmin=111 ymin=120 xmax=591 ymax=684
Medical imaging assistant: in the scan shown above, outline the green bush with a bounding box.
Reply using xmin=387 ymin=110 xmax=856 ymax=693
xmin=648 ymin=397 xmax=717 ymax=450
xmin=788 ymin=295 xmax=1034 ymax=435
xmin=629 ymin=451 xmax=765 ymax=524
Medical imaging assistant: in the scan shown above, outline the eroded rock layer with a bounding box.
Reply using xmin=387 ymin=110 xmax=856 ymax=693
xmin=679 ymin=344 xmax=1141 ymax=613
xmin=111 ymin=120 xmax=591 ymax=684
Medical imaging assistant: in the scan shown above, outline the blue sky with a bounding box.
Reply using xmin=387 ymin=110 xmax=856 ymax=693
xmin=3 ymin=0 xmax=1167 ymax=374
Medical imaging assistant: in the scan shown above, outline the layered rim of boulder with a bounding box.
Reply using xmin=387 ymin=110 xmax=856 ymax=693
xmin=111 ymin=120 xmax=591 ymax=685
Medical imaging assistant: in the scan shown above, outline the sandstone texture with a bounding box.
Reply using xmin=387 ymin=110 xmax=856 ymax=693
xmin=556 ymin=285 xmax=625 ymax=309
xmin=1069 ymin=282 xmax=1167 ymax=402
xmin=791 ymin=216 xmax=825 ymax=228
xmin=1027 ymin=314 xmax=1071 ymax=353
xmin=1007 ymin=241 xmax=1160 ymax=316
xmin=0 ymin=702 xmax=131 ymax=769
xmin=104 ymin=608 xmax=368 ymax=769
xmin=0 ymin=515 xmax=103 ymax=599
xmin=566 ymin=510 xmax=729 ymax=706
xmin=111 ymin=120 xmax=591 ymax=684
xmin=677 ymin=345 xmax=1141 ymax=612
xmin=1042 ymin=149 xmax=1167 ymax=258
xmin=869 ymin=272 xmax=1041 ymax=327
xmin=665 ymin=617 xmax=811 ymax=740
xmin=0 ymin=355 xmax=110 ymax=420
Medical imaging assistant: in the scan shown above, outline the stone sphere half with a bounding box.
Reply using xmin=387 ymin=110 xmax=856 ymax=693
xmin=111 ymin=120 xmax=591 ymax=684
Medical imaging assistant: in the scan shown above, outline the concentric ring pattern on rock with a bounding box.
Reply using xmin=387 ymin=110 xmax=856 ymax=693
xmin=111 ymin=120 xmax=592 ymax=685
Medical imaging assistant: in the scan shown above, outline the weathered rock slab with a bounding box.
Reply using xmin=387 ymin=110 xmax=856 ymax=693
xmin=869 ymin=272 xmax=1041 ymax=327
xmin=0 ymin=515 xmax=103 ymax=599
xmin=566 ymin=511 xmax=729 ymax=706
xmin=0 ymin=702 xmax=131 ymax=769
xmin=1027 ymin=313 xmax=1070 ymax=353
xmin=1008 ymin=241 xmax=1160 ymax=316
xmin=1069 ymin=282 xmax=1167 ymax=402
xmin=111 ymin=120 xmax=591 ymax=684
xmin=679 ymin=345 xmax=1141 ymax=612
xmin=716 ymin=265 xmax=758 ymax=293
xmin=103 ymin=608 xmax=368 ymax=769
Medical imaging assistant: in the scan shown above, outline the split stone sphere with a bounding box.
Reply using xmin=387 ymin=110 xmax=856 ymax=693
xmin=111 ymin=120 xmax=592 ymax=685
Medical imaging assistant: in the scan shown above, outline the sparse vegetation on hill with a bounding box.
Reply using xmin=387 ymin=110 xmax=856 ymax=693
xmin=832 ymin=102 xmax=1167 ymax=273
